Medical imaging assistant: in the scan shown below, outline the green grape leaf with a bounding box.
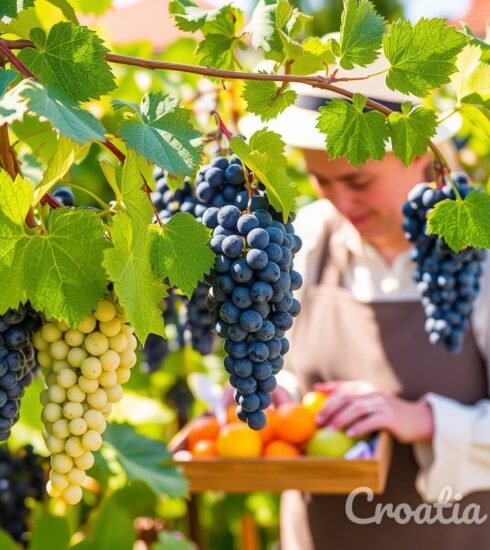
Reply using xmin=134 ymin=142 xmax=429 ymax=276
xmin=0 ymin=0 xmax=35 ymax=23
xmin=242 ymin=80 xmax=297 ymax=121
xmin=119 ymin=150 xmax=154 ymax=228
xmin=102 ymin=422 xmax=188 ymax=498
xmin=463 ymin=24 xmax=490 ymax=63
xmin=339 ymin=0 xmax=385 ymax=69
xmin=116 ymin=92 xmax=202 ymax=178
xmin=0 ymin=171 xmax=31 ymax=313
xmin=150 ymin=213 xmax=213 ymax=298
xmin=247 ymin=0 xmax=309 ymax=63
xmin=70 ymin=492 xmax=135 ymax=550
xmin=23 ymin=208 xmax=109 ymax=325
xmin=89 ymin=495 xmax=135 ymax=550
xmin=18 ymin=22 xmax=115 ymax=102
xmin=460 ymin=97 xmax=490 ymax=138
xmin=383 ymin=18 xmax=467 ymax=97
xmin=317 ymin=94 xmax=389 ymax=166
xmin=103 ymin=212 xmax=166 ymax=343
xmin=229 ymin=130 xmax=297 ymax=219
xmin=387 ymin=103 xmax=437 ymax=166
xmin=0 ymin=79 xmax=106 ymax=143
xmin=451 ymin=45 xmax=490 ymax=101
xmin=0 ymin=68 xmax=17 ymax=97
xmin=427 ymin=191 xmax=490 ymax=251
xmin=0 ymin=530 xmax=18 ymax=550
xmin=169 ymin=0 xmax=210 ymax=32
xmin=35 ymin=137 xmax=90 ymax=202
xmin=302 ymin=36 xmax=336 ymax=63
xmin=30 ymin=511 xmax=70 ymax=550
xmin=195 ymin=34 xmax=236 ymax=71
xmin=154 ymin=532 xmax=195 ymax=550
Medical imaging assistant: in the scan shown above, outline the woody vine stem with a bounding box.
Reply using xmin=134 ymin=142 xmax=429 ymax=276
xmin=1 ymin=38 xmax=458 ymax=198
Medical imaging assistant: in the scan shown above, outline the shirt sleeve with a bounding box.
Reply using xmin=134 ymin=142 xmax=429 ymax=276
xmin=413 ymin=392 xmax=490 ymax=502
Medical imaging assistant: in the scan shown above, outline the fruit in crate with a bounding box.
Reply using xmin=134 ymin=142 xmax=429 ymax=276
xmin=216 ymin=423 xmax=262 ymax=457
xmin=302 ymin=391 xmax=328 ymax=415
xmin=306 ymin=427 xmax=358 ymax=458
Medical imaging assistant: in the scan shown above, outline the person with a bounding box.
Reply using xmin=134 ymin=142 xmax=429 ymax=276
xmin=239 ymin=52 xmax=490 ymax=550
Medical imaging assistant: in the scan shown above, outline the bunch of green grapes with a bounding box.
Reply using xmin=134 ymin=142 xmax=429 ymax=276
xmin=32 ymin=298 xmax=137 ymax=505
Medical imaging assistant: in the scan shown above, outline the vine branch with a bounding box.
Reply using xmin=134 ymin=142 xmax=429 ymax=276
xmin=3 ymin=38 xmax=451 ymax=179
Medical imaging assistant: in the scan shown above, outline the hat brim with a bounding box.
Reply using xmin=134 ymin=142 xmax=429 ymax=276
xmin=239 ymin=106 xmax=462 ymax=152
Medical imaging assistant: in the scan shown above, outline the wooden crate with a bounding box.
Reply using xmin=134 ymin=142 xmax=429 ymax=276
xmin=172 ymin=431 xmax=392 ymax=494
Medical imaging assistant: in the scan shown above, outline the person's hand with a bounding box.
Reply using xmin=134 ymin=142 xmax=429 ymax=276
xmin=314 ymin=380 xmax=434 ymax=444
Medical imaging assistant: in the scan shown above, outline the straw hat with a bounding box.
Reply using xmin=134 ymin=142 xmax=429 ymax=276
xmin=238 ymin=34 xmax=461 ymax=151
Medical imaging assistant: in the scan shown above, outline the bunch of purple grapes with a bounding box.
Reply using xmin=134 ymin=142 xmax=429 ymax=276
xmin=402 ymin=173 xmax=487 ymax=353
xmin=0 ymin=306 xmax=41 ymax=441
xmin=0 ymin=445 xmax=45 ymax=542
xmin=204 ymin=192 xmax=302 ymax=430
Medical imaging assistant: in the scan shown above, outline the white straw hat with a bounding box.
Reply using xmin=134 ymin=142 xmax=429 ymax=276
xmin=239 ymin=34 xmax=462 ymax=151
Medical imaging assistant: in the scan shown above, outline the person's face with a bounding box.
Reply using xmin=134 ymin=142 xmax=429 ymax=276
xmin=302 ymin=149 xmax=430 ymax=244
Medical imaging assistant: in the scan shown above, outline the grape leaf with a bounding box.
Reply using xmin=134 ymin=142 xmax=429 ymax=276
xmin=464 ymin=24 xmax=490 ymax=63
xmin=35 ymin=137 xmax=90 ymax=202
xmin=301 ymin=36 xmax=336 ymax=68
xmin=70 ymin=493 xmax=135 ymax=550
xmin=18 ymin=22 xmax=115 ymax=102
xmin=242 ymin=80 xmax=297 ymax=121
xmin=427 ymin=191 xmax=490 ymax=251
xmin=30 ymin=511 xmax=70 ymax=550
xmin=317 ymin=94 xmax=389 ymax=166
xmin=150 ymin=213 xmax=213 ymax=298
xmin=118 ymin=150 xmax=154 ymax=228
xmin=195 ymin=34 xmax=236 ymax=71
xmin=383 ymin=18 xmax=467 ymax=97
xmin=387 ymin=103 xmax=437 ymax=166
xmin=22 ymin=208 xmax=109 ymax=325
xmin=195 ymin=6 xmax=245 ymax=71
xmin=169 ymin=1 xmax=245 ymax=70
xmin=460 ymin=97 xmax=490 ymax=139
xmin=0 ymin=79 xmax=106 ymax=143
xmin=103 ymin=422 xmax=188 ymax=498
xmin=0 ymin=68 xmax=17 ymax=97
xmin=229 ymin=130 xmax=297 ymax=220
xmin=116 ymin=92 xmax=202 ymax=178
xmin=451 ymin=45 xmax=490 ymax=102
xmin=339 ymin=0 xmax=385 ymax=69
xmin=247 ymin=0 xmax=310 ymax=63
xmin=0 ymin=171 xmax=32 ymax=313
xmin=103 ymin=212 xmax=166 ymax=343
xmin=0 ymin=0 xmax=35 ymax=23
xmin=169 ymin=0 xmax=211 ymax=32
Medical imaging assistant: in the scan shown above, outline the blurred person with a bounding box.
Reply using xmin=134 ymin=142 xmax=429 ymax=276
xmin=240 ymin=50 xmax=490 ymax=550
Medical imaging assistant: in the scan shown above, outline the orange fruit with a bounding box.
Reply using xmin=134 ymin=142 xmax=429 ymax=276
xmin=274 ymin=403 xmax=316 ymax=445
xmin=187 ymin=416 xmax=220 ymax=450
xmin=264 ymin=440 xmax=301 ymax=457
xmin=302 ymin=391 xmax=328 ymax=415
xmin=192 ymin=439 xmax=219 ymax=458
xmin=258 ymin=409 xmax=277 ymax=446
xmin=216 ymin=424 xmax=262 ymax=457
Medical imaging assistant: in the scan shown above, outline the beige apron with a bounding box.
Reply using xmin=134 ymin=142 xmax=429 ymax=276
xmin=280 ymin=223 xmax=490 ymax=550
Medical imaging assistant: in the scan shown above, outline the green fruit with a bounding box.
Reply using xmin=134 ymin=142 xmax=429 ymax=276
xmin=306 ymin=428 xmax=357 ymax=457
